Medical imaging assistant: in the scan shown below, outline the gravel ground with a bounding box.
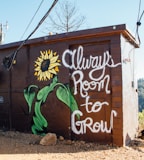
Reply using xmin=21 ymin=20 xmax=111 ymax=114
xmin=0 ymin=130 xmax=144 ymax=160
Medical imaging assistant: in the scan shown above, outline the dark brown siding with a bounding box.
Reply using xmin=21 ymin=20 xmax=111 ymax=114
xmin=0 ymin=24 xmax=139 ymax=146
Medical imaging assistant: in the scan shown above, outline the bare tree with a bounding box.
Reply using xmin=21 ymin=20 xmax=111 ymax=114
xmin=45 ymin=0 xmax=86 ymax=33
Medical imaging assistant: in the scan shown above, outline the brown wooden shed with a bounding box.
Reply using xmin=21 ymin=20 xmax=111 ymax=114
xmin=0 ymin=24 xmax=139 ymax=146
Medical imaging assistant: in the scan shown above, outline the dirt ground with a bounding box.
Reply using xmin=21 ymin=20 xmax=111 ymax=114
xmin=0 ymin=130 xmax=144 ymax=160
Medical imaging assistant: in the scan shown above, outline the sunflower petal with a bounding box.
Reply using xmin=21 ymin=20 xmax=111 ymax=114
xmin=39 ymin=73 xmax=43 ymax=81
xmin=48 ymin=50 xmax=51 ymax=55
xmin=48 ymin=51 xmax=53 ymax=59
xmin=35 ymin=61 xmax=41 ymax=66
xmin=50 ymin=55 xmax=59 ymax=63
xmin=34 ymin=66 xmax=41 ymax=71
xmin=34 ymin=72 xmax=38 ymax=76
xmin=49 ymin=62 xmax=61 ymax=69
xmin=43 ymin=72 xmax=47 ymax=81
xmin=45 ymin=71 xmax=51 ymax=80
xmin=37 ymin=70 xmax=41 ymax=76
xmin=45 ymin=52 xmax=49 ymax=59
xmin=55 ymin=66 xmax=59 ymax=72
xmin=40 ymin=51 xmax=45 ymax=59
xmin=49 ymin=68 xmax=57 ymax=74
xmin=38 ymin=57 xmax=43 ymax=62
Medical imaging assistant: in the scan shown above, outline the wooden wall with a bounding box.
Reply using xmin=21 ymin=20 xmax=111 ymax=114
xmin=0 ymin=24 xmax=139 ymax=146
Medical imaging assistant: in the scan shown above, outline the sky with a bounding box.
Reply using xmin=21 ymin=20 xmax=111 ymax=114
xmin=0 ymin=0 xmax=144 ymax=79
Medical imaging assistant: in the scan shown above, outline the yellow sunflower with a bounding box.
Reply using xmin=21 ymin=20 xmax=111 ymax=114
xmin=34 ymin=50 xmax=61 ymax=81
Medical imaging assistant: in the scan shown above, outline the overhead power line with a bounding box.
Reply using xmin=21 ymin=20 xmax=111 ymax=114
xmin=2 ymin=0 xmax=58 ymax=71
xmin=20 ymin=0 xmax=45 ymax=40
xmin=137 ymin=0 xmax=142 ymax=22
xmin=136 ymin=0 xmax=144 ymax=44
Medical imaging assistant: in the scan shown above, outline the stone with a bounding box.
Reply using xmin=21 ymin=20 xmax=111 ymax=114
xmin=39 ymin=133 xmax=57 ymax=146
xmin=65 ymin=140 xmax=72 ymax=145
xmin=59 ymin=136 xmax=64 ymax=141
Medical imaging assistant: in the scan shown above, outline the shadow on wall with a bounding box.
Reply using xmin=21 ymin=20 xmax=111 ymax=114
xmin=125 ymin=133 xmax=132 ymax=146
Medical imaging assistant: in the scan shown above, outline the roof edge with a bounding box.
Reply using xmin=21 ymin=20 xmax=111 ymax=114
xmin=0 ymin=24 xmax=139 ymax=49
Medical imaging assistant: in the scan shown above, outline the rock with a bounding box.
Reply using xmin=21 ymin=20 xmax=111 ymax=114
xmin=59 ymin=136 xmax=64 ymax=141
xmin=65 ymin=140 xmax=72 ymax=145
xmin=40 ymin=133 xmax=57 ymax=146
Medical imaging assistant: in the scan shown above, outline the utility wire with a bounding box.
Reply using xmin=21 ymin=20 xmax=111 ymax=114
xmin=136 ymin=0 xmax=144 ymax=44
xmin=137 ymin=0 xmax=141 ymax=22
xmin=2 ymin=0 xmax=58 ymax=70
xmin=20 ymin=0 xmax=44 ymax=40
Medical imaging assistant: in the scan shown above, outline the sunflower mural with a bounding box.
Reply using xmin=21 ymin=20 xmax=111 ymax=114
xmin=34 ymin=50 xmax=61 ymax=81
xmin=24 ymin=49 xmax=80 ymax=136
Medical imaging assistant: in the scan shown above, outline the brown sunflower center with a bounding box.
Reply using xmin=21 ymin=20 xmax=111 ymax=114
xmin=41 ymin=59 xmax=50 ymax=72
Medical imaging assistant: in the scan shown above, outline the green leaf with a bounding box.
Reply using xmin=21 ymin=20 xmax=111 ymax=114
xmin=37 ymin=76 xmax=58 ymax=102
xmin=37 ymin=86 xmax=49 ymax=102
xmin=32 ymin=77 xmax=58 ymax=136
xmin=31 ymin=125 xmax=46 ymax=136
xmin=56 ymin=85 xmax=80 ymax=119
xmin=34 ymin=101 xmax=48 ymax=128
xmin=24 ymin=85 xmax=38 ymax=113
xmin=31 ymin=100 xmax=48 ymax=135
xmin=33 ymin=116 xmax=44 ymax=131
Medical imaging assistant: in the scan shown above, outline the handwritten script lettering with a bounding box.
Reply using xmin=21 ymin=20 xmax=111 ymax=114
xmin=62 ymin=45 xmax=121 ymax=135
xmin=71 ymin=110 xmax=117 ymax=134
xmin=81 ymin=96 xmax=109 ymax=113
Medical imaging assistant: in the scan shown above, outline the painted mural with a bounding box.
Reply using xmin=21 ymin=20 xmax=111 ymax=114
xmin=34 ymin=50 xmax=60 ymax=81
xmin=24 ymin=45 xmax=121 ymax=136
xmin=24 ymin=49 xmax=80 ymax=135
